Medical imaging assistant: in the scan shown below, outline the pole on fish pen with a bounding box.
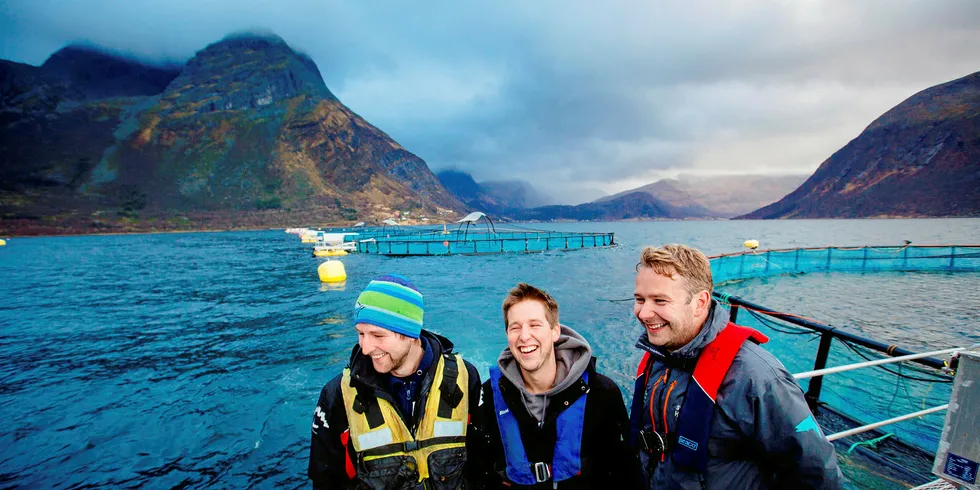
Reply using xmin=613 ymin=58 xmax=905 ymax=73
xmin=805 ymin=333 xmax=835 ymax=410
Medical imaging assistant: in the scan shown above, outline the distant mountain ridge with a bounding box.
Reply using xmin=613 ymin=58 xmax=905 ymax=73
xmin=436 ymin=170 xmax=553 ymax=213
xmin=510 ymin=191 xmax=690 ymax=221
xmin=595 ymin=180 xmax=717 ymax=217
xmin=741 ymin=71 xmax=980 ymax=218
xmin=438 ymin=169 xmax=721 ymax=220
xmin=597 ymin=175 xmax=808 ymax=218
xmin=1 ymin=33 xmax=463 ymax=235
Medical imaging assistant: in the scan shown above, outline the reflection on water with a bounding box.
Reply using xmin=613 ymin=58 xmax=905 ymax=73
xmin=318 ymin=281 xmax=348 ymax=293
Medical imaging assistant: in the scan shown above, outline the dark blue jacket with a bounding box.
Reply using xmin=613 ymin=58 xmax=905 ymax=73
xmin=633 ymin=301 xmax=843 ymax=489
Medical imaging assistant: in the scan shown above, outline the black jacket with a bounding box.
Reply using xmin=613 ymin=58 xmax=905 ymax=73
xmin=308 ymin=330 xmax=484 ymax=489
xmin=479 ymin=358 xmax=642 ymax=490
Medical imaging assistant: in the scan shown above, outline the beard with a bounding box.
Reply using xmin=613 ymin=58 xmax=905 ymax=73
xmin=368 ymin=344 xmax=411 ymax=374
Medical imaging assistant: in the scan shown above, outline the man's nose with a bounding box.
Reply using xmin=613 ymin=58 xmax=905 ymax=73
xmin=517 ymin=324 xmax=532 ymax=341
xmin=638 ymin=302 xmax=657 ymax=319
xmin=360 ymin=336 xmax=375 ymax=352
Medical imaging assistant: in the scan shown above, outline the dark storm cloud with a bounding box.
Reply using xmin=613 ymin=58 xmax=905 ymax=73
xmin=3 ymin=0 xmax=979 ymax=203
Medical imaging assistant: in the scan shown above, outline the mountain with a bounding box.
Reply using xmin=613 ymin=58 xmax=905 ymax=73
xmin=511 ymin=191 xmax=685 ymax=221
xmin=436 ymin=169 xmax=705 ymax=220
xmin=1 ymin=34 xmax=463 ymax=235
xmin=741 ymin=72 xmax=980 ymax=219
xmin=41 ymin=45 xmax=181 ymax=99
xmin=436 ymin=170 xmax=485 ymax=203
xmin=596 ymin=175 xmax=808 ymax=217
xmin=480 ymin=179 xmax=553 ymax=208
xmin=670 ymin=175 xmax=807 ymax=217
xmin=595 ymin=180 xmax=717 ymax=217
xmin=436 ymin=170 xmax=552 ymax=213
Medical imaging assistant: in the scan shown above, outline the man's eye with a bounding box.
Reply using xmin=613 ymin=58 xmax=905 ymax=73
xmin=634 ymin=298 xmax=644 ymax=303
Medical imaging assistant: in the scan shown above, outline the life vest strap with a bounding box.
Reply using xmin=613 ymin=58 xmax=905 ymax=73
xmin=360 ymin=435 xmax=467 ymax=458
xmin=352 ymin=390 xmax=386 ymax=429
xmin=673 ymin=322 xmax=767 ymax=472
xmin=438 ymin=353 xmax=463 ymax=418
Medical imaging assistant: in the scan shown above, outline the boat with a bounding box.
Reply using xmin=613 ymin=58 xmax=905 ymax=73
xmin=312 ymin=231 xmax=357 ymax=257
xmin=313 ymin=248 xmax=349 ymax=257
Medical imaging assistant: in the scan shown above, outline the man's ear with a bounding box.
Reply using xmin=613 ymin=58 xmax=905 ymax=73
xmin=695 ymin=290 xmax=711 ymax=316
xmin=552 ymin=322 xmax=561 ymax=342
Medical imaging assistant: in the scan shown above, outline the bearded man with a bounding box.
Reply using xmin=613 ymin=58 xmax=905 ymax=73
xmin=309 ymin=274 xmax=483 ymax=489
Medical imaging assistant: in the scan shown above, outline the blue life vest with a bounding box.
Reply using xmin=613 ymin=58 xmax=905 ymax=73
xmin=489 ymin=366 xmax=588 ymax=485
xmin=629 ymin=323 xmax=768 ymax=471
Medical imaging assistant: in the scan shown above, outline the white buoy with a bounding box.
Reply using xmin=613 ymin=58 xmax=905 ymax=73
xmin=318 ymin=260 xmax=347 ymax=283
xmin=744 ymin=239 xmax=760 ymax=250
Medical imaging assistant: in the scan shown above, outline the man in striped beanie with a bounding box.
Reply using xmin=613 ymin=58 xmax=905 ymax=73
xmin=309 ymin=274 xmax=485 ymax=490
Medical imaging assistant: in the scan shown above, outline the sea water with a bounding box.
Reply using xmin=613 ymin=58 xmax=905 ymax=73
xmin=1 ymin=219 xmax=978 ymax=488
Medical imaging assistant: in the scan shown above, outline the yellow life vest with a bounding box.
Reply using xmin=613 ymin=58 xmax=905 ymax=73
xmin=340 ymin=353 xmax=469 ymax=484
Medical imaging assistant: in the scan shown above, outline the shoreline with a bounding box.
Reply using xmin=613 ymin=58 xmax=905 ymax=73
xmin=4 ymin=215 xmax=979 ymax=239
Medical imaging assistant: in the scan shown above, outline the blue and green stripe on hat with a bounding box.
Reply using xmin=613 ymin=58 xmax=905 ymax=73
xmin=354 ymin=274 xmax=424 ymax=339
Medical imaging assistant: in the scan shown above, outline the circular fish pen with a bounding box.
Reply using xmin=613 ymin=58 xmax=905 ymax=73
xmin=708 ymin=244 xmax=980 ymax=488
xmin=355 ymin=212 xmax=615 ymax=256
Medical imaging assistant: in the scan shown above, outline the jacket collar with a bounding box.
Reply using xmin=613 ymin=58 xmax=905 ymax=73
xmin=347 ymin=329 xmax=453 ymax=392
xmin=635 ymin=300 xmax=731 ymax=366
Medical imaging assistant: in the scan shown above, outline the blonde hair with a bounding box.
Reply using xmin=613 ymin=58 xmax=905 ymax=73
xmin=637 ymin=244 xmax=713 ymax=300
xmin=502 ymin=283 xmax=559 ymax=328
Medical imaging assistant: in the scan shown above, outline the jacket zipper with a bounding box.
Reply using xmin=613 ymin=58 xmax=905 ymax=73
xmin=655 ymin=368 xmax=673 ymax=462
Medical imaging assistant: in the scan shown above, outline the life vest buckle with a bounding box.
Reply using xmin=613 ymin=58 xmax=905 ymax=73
xmin=638 ymin=430 xmax=668 ymax=455
xmin=532 ymin=462 xmax=552 ymax=483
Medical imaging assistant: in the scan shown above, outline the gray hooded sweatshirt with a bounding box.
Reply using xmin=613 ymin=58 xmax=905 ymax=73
xmin=497 ymin=325 xmax=592 ymax=423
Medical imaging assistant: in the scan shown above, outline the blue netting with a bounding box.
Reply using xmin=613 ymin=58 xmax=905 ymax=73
xmin=709 ymin=245 xmax=980 ymax=453
xmin=711 ymin=245 xmax=980 ymax=285
xmin=356 ymin=231 xmax=615 ymax=255
xmin=713 ymin=301 xmax=953 ymax=452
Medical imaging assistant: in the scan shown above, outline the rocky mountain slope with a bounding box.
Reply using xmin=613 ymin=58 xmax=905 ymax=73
xmin=741 ymin=71 xmax=980 ymax=219
xmin=1 ymin=33 xmax=463 ymax=235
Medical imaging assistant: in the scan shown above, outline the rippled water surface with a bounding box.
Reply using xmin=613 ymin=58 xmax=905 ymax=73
xmin=1 ymin=219 xmax=978 ymax=488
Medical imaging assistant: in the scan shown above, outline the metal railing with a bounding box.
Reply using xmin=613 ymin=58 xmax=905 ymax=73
xmin=790 ymin=345 xmax=976 ymax=441
xmin=716 ymin=293 xmax=951 ymax=409
xmin=717 ymin=291 xmax=975 ymax=442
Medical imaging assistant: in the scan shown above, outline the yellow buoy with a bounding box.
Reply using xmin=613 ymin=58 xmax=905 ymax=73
xmin=0 ymin=239 xmax=6 ymax=246
xmin=313 ymin=249 xmax=348 ymax=257
xmin=318 ymin=260 xmax=347 ymax=283
xmin=743 ymin=239 xmax=760 ymax=250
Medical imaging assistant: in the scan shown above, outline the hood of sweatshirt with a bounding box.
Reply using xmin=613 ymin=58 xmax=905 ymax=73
xmin=497 ymin=324 xmax=593 ymax=422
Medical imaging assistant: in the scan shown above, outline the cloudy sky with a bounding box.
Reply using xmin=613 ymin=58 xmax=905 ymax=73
xmin=3 ymin=0 xmax=979 ymax=203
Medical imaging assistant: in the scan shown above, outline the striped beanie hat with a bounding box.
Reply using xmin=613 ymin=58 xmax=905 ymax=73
xmin=354 ymin=274 xmax=424 ymax=339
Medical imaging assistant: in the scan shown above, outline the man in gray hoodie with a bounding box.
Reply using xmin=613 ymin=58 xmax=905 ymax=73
xmin=480 ymin=283 xmax=641 ymax=489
